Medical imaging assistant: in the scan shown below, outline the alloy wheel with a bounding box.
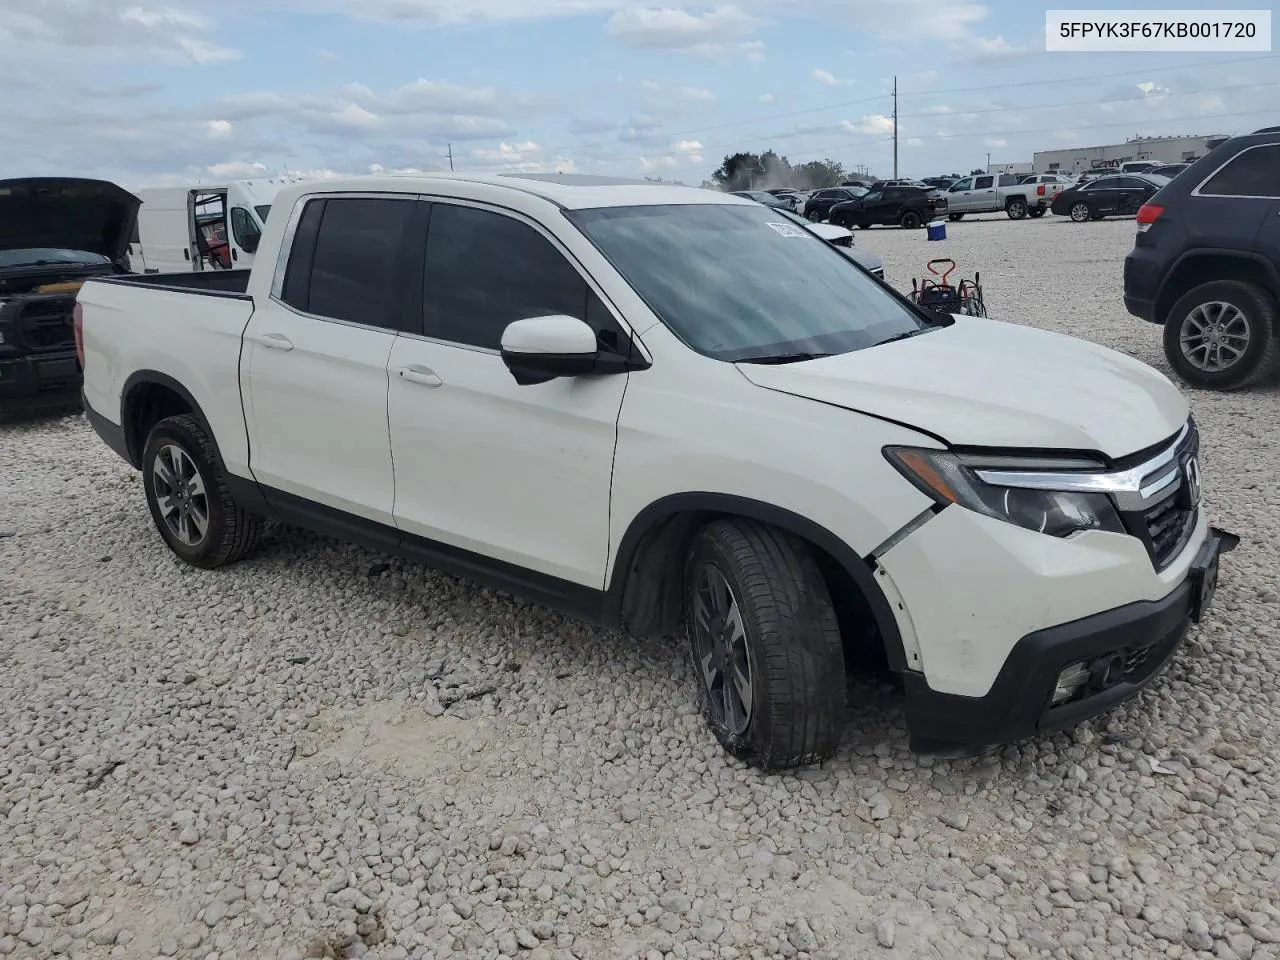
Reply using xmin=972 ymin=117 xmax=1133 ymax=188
xmin=690 ymin=564 xmax=754 ymax=736
xmin=1070 ymin=202 xmax=1090 ymax=222
xmin=151 ymin=444 xmax=210 ymax=546
xmin=1179 ymin=301 xmax=1251 ymax=373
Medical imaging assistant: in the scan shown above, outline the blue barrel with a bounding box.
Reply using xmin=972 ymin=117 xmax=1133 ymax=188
xmin=926 ymin=221 xmax=947 ymax=241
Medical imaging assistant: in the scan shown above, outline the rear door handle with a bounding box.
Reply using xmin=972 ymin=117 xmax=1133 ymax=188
xmin=253 ymin=333 xmax=294 ymax=351
xmin=396 ymin=365 xmax=443 ymax=387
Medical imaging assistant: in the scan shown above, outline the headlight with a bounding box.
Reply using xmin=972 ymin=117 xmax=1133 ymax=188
xmin=884 ymin=446 xmax=1126 ymax=538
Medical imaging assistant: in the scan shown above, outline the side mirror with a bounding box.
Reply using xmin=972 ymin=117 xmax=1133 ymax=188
xmin=500 ymin=315 xmax=600 ymax=386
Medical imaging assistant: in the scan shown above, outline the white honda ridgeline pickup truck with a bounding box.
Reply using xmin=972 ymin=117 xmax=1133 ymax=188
xmin=75 ymin=173 xmax=1236 ymax=770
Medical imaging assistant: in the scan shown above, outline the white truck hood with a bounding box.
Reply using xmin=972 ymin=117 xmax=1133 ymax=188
xmin=737 ymin=315 xmax=1189 ymax=459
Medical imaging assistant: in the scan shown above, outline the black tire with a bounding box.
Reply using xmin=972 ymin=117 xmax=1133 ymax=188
xmin=948 ymin=213 xmax=964 ymax=222
xmin=857 ymin=223 xmax=872 ymax=230
xmin=1162 ymin=280 xmax=1280 ymax=391
xmin=1005 ymin=198 xmax=1028 ymax=220
xmin=141 ymin=414 xmax=261 ymax=569
xmin=1069 ymin=201 xmax=1092 ymax=223
xmin=899 ymin=210 xmax=922 ymax=229
xmin=684 ymin=519 xmax=846 ymax=770
xmin=1027 ymin=207 xmax=1046 ymax=218
xmin=806 ymin=208 xmax=824 ymax=222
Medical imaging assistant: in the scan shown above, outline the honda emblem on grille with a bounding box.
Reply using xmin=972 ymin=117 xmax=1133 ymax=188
xmin=1184 ymin=456 xmax=1201 ymax=507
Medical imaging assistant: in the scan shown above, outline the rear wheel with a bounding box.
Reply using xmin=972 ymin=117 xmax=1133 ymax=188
xmin=1069 ymin=201 xmax=1092 ymax=223
xmin=684 ymin=520 xmax=846 ymax=770
xmin=948 ymin=213 xmax=964 ymax=222
xmin=1162 ymin=280 xmax=1280 ymax=390
xmin=806 ymin=208 xmax=824 ymax=222
xmin=142 ymin=414 xmax=261 ymax=568
xmin=1005 ymin=198 xmax=1028 ymax=220
xmin=899 ymin=210 xmax=923 ymax=229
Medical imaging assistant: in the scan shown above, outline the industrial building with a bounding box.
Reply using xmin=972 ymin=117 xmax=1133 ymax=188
xmin=1032 ymin=134 xmax=1230 ymax=175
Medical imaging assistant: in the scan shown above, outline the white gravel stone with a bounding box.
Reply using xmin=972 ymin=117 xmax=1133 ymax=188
xmin=0 ymin=216 xmax=1277 ymax=959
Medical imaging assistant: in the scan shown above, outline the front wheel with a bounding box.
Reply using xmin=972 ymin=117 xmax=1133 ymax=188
xmin=142 ymin=414 xmax=261 ymax=569
xmin=1162 ymin=280 xmax=1280 ymax=390
xmin=806 ymin=209 xmax=824 ymax=222
xmin=948 ymin=213 xmax=964 ymax=222
xmin=1069 ymin=201 xmax=1092 ymax=223
xmin=899 ymin=211 xmax=923 ymax=229
xmin=684 ymin=520 xmax=846 ymax=770
xmin=1027 ymin=207 xmax=1046 ymax=218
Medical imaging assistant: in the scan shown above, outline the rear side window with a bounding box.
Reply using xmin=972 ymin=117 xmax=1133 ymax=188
xmin=1199 ymin=145 xmax=1280 ymax=198
xmin=998 ymin=175 xmax=1020 ymax=186
xmin=422 ymin=203 xmax=611 ymax=352
xmin=307 ymin=198 xmax=416 ymax=329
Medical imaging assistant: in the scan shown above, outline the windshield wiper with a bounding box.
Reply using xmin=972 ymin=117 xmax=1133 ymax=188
xmin=870 ymin=328 xmax=932 ymax=348
xmin=738 ymin=351 xmax=835 ymax=365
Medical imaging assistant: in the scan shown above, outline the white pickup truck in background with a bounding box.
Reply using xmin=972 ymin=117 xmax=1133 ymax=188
xmin=76 ymin=172 xmax=1233 ymax=769
xmin=944 ymin=173 xmax=1051 ymax=220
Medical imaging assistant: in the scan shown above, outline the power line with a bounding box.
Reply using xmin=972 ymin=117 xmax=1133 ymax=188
xmin=670 ymin=82 xmax=1278 ymax=160
xmin=555 ymin=52 xmax=1278 ymax=155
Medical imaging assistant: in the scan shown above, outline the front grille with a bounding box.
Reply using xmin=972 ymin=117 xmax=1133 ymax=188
xmin=1116 ymin=418 xmax=1200 ymax=571
xmin=21 ymin=314 xmax=75 ymax=352
xmin=22 ymin=300 xmax=70 ymax=319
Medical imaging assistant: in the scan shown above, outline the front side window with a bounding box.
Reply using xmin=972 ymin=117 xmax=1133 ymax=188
xmin=566 ymin=203 xmax=927 ymax=363
xmin=1199 ymin=145 xmax=1280 ymax=198
xmin=950 ymin=178 xmax=973 ymax=191
xmin=281 ymin=196 xmax=416 ymax=330
xmin=422 ymin=203 xmax=612 ymax=351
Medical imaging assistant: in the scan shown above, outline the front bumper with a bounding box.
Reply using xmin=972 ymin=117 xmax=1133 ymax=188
xmin=901 ymin=527 xmax=1237 ymax=752
xmin=0 ymin=351 xmax=82 ymax=407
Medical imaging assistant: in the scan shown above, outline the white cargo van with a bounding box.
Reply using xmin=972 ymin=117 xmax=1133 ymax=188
xmin=130 ymin=178 xmax=304 ymax=274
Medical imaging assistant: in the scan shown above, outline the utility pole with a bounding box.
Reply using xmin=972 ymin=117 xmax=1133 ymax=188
xmin=987 ymin=151 xmax=991 ymax=171
xmin=892 ymin=76 xmax=898 ymax=179
xmin=447 ymin=143 xmax=454 ymax=171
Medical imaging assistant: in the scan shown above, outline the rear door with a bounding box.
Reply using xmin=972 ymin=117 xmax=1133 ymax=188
xmin=970 ymin=175 xmax=997 ymax=212
xmin=241 ymin=193 xmax=420 ymax=531
xmin=385 ymin=200 xmax=633 ymax=587
xmin=1193 ymin=142 xmax=1280 ymax=255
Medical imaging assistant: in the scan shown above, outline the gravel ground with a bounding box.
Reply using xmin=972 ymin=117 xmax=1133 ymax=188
xmin=2 ymin=214 xmax=1278 ymax=960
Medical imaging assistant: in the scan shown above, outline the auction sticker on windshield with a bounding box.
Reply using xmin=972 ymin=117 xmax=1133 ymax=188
xmin=766 ymin=222 xmax=808 ymax=238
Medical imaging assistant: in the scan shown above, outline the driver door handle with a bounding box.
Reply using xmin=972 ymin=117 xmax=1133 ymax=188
xmin=396 ymin=365 xmax=443 ymax=387
xmin=253 ymin=333 xmax=294 ymax=351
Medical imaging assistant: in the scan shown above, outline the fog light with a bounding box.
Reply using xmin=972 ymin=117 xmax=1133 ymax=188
xmin=1052 ymin=661 xmax=1090 ymax=706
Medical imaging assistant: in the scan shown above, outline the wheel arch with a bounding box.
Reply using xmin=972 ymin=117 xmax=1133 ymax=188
xmin=1153 ymin=251 xmax=1280 ymax=326
xmin=120 ymin=371 xmax=211 ymax=469
xmin=605 ymin=492 xmax=908 ymax=671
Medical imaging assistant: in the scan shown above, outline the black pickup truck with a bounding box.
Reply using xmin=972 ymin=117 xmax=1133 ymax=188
xmin=0 ymin=177 xmax=140 ymax=417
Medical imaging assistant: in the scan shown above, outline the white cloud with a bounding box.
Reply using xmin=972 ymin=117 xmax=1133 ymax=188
xmin=467 ymin=140 xmax=575 ymax=173
xmin=841 ymin=114 xmax=895 ymax=135
xmin=0 ymin=1 xmax=243 ymax=62
xmin=640 ymin=80 xmax=718 ymax=107
xmin=811 ymin=68 xmax=852 ymax=87
xmin=205 ymin=119 xmax=233 ymax=139
xmin=207 ymin=160 xmax=268 ymax=178
xmin=330 ymin=103 xmax=380 ymax=128
xmin=606 ymin=5 xmax=757 ymax=48
xmin=983 ymin=137 xmax=1008 ymax=149
xmin=758 ymin=92 xmax=775 ymax=103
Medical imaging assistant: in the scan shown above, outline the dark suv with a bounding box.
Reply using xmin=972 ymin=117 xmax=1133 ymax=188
xmin=1123 ymin=128 xmax=1280 ymax=390
xmin=802 ymin=187 xmax=866 ymax=222
xmin=827 ymin=184 xmax=947 ymax=230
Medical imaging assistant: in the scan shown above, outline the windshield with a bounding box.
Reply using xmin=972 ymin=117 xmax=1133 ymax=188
xmin=0 ymin=248 xmax=110 ymax=268
xmin=566 ymin=203 xmax=927 ymax=362
xmin=255 ymin=205 xmax=271 ymax=222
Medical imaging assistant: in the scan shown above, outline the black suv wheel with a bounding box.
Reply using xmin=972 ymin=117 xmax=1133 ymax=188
xmin=684 ymin=519 xmax=846 ymax=770
xmin=1163 ymin=280 xmax=1280 ymax=390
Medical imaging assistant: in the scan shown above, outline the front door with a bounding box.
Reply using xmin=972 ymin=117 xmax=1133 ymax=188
xmin=946 ymin=177 xmax=975 ymax=212
xmin=970 ymin=175 xmax=997 ymax=212
xmin=241 ymin=193 xmax=420 ymax=530
xmin=386 ymin=200 xmax=631 ymax=588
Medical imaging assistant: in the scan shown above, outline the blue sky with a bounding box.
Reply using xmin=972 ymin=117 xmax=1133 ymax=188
xmin=0 ymin=0 xmax=1275 ymax=187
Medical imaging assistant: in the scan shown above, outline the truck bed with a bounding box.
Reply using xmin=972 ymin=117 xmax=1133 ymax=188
xmin=92 ymin=269 xmax=252 ymax=297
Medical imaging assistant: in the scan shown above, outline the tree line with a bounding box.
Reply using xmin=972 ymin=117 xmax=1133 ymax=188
xmin=706 ymin=149 xmax=978 ymax=191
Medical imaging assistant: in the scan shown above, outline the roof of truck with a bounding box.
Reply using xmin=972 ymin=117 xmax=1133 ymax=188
xmin=278 ymin=172 xmax=746 ymax=211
